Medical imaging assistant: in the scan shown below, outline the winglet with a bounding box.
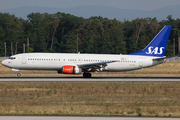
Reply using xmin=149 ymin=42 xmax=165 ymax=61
xmin=129 ymin=25 xmax=172 ymax=57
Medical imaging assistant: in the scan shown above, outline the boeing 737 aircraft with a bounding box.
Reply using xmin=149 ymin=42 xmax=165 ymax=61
xmin=1 ymin=26 xmax=172 ymax=78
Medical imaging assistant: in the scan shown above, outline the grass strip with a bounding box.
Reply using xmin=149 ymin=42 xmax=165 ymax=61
xmin=0 ymin=82 xmax=179 ymax=117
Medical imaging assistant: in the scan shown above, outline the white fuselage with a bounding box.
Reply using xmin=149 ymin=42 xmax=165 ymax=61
xmin=1 ymin=53 xmax=164 ymax=72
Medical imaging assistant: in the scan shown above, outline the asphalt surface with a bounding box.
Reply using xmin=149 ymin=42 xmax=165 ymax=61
xmin=0 ymin=77 xmax=180 ymax=82
xmin=0 ymin=116 xmax=179 ymax=120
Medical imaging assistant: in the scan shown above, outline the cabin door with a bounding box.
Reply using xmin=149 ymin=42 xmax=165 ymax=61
xmin=22 ymin=55 xmax=26 ymax=64
xmin=139 ymin=58 xmax=143 ymax=67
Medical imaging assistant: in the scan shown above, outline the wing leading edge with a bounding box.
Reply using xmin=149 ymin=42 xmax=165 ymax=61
xmin=78 ymin=60 xmax=118 ymax=72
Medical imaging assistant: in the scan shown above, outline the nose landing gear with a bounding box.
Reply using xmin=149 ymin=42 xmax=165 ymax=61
xmin=83 ymin=72 xmax=91 ymax=78
xmin=17 ymin=73 xmax=21 ymax=77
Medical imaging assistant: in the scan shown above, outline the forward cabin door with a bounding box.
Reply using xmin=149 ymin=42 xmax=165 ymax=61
xmin=22 ymin=55 xmax=26 ymax=64
xmin=139 ymin=58 xmax=143 ymax=67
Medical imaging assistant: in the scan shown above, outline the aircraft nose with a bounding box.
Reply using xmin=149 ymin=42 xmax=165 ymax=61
xmin=1 ymin=61 xmax=5 ymax=66
xmin=1 ymin=60 xmax=7 ymax=67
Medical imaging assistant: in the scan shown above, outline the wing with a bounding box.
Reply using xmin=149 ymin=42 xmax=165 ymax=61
xmin=77 ymin=60 xmax=118 ymax=72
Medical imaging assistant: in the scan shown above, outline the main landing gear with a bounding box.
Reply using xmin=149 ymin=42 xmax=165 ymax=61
xmin=83 ymin=72 xmax=91 ymax=78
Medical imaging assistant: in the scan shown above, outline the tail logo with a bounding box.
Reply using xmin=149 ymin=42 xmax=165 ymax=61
xmin=146 ymin=46 xmax=164 ymax=55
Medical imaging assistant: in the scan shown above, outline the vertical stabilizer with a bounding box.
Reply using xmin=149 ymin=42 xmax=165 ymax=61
xmin=129 ymin=25 xmax=172 ymax=57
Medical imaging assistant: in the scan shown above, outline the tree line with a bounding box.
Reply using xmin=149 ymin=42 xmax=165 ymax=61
xmin=0 ymin=12 xmax=179 ymax=57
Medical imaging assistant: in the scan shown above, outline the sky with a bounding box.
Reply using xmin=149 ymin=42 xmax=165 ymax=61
xmin=0 ymin=0 xmax=180 ymax=11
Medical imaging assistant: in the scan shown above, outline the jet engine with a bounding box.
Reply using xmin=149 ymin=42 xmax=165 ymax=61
xmin=58 ymin=65 xmax=82 ymax=74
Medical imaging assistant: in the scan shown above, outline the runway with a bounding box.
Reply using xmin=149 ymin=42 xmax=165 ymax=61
xmin=0 ymin=77 xmax=180 ymax=82
xmin=0 ymin=116 xmax=179 ymax=120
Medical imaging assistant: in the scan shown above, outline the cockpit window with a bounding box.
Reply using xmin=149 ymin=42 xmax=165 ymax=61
xmin=8 ymin=57 xmax=16 ymax=60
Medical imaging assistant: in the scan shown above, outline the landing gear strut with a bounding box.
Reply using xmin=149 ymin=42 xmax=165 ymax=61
xmin=17 ymin=73 xmax=21 ymax=77
xmin=83 ymin=72 xmax=91 ymax=78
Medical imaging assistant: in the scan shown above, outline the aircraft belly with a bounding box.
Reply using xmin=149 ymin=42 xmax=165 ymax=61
xmin=107 ymin=63 xmax=139 ymax=72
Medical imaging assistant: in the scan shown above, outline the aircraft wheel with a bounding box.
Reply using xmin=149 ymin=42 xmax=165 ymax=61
xmin=87 ymin=73 xmax=91 ymax=78
xmin=83 ymin=73 xmax=91 ymax=78
xmin=83 ymin=73 xmax=87 ymax=78
xmin=17 ymin=73 xmax=21 ymax=77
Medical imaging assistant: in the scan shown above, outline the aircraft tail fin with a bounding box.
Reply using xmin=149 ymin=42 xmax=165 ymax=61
xmin=129 ymin=25 xmax=172 ymax=57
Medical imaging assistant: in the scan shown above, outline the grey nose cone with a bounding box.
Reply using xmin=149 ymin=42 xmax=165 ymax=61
xmin=1 ymin=60 xmax=7 ymax=67
xmin=1 ymin=61 xmax=4 ymax=66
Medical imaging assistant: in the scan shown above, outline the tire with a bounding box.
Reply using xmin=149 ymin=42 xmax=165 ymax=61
xmin=87 ymin=73 xmax=91 ymax=78
xmin=17 ymin=73 xmax=21 ymax=77
xmin=83 ymin=73 xmax=86 ymax=78
xmin=83 ymin=73 xmax=91 ymax=78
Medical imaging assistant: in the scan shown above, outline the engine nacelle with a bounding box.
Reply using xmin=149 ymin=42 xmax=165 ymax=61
xmin=59 ymin=65 xmax=82 ymax=74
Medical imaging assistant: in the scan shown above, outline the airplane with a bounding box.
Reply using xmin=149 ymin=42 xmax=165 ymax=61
xmin=1 ymin=25 xmax=172 ymax=78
